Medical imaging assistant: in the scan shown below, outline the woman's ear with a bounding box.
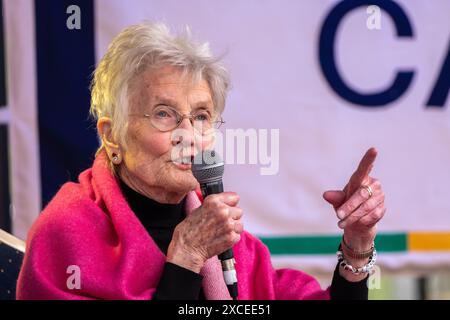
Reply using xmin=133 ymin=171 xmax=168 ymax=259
xmin=97 ymin=117 xmax=122 ymax=164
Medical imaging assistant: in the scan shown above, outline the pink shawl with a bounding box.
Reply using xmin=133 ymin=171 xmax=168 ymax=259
xmin=16 ymin=151 xmax=330 ymax=300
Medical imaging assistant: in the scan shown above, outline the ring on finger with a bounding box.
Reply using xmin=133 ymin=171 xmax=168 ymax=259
xmin=361 ymin=184 xmax=373 ymax=198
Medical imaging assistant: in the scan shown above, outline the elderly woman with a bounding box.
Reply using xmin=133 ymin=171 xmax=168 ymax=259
xmin=16 ymin=22 xmax=385 ymax=300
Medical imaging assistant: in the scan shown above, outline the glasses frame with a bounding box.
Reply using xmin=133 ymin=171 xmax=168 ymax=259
xmin=129 ymin=105 xmax=225 ymax=133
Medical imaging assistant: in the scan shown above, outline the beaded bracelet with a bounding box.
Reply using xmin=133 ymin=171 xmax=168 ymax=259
xmin=337 ymin=247 xmax=377 ymax=275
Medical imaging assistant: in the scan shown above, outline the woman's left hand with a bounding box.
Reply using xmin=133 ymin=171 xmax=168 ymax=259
xmin=323 ymin=148 xmax=386 ymax=252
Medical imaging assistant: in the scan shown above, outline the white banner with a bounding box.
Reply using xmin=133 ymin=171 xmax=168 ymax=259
xmin=94 ymin=0 xmax=450 ymax=273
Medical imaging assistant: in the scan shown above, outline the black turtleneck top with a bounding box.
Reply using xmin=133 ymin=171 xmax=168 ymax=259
xmin=119 ymin=179 xmax=368 ymax=300
xmin=119 ymin=179 xmax=205 ymax=300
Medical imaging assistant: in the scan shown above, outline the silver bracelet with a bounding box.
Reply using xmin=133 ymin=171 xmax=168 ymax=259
xmin=337 ymin=247 xmax=377 ymax=275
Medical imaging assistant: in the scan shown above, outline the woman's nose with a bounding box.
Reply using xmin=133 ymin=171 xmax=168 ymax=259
xmin=172 ymin=118 xmax=195 ymax=146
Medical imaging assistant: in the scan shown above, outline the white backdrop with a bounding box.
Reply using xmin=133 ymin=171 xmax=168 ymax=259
xmin=13 ymin=0 xmax=435 ymax=273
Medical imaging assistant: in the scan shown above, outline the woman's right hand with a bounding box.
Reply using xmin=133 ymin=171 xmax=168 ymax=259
xmin=166 ymin=192 xmax=244 ymax=273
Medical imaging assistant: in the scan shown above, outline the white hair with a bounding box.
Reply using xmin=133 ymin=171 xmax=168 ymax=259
xmin=90 ymin=21 xmax=230 ymax=153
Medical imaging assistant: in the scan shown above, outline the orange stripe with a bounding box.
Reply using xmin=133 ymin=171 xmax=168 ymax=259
xmin=408 ymin=232 xmax=450 ymax=251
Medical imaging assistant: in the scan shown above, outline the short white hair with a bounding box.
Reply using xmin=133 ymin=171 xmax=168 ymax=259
xmin=90 ymin=21 xmax=230 ymax=153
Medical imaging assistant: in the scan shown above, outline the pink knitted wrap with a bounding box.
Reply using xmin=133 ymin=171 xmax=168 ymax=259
xmin=17 ymin=151 xmax=330 ymax=300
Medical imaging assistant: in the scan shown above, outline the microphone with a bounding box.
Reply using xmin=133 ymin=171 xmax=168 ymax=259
xmin=191 ymin=150 xmax=238 ymax=300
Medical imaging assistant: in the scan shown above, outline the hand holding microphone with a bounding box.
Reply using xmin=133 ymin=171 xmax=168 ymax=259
xmin=167 ymin=150 xmax=241 ymax=299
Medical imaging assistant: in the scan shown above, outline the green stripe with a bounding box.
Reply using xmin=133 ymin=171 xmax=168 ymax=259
xmin=258 ymin=233 xmax=407 ymax=255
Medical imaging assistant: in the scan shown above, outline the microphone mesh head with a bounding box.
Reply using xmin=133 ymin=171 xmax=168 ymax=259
xmin=191 ymin=150 xmax=224 ymax=183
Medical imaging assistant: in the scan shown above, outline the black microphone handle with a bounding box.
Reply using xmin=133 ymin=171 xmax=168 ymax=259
xmin=200 ymin=180 xmax=238 ymax=299
xmin=200 ymin=180 xmax=233 ymax=262
xmin=200 ymin=179 xmax=224 ymax=197
xmin=218 ymin=248 xmax=234 ymax=261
